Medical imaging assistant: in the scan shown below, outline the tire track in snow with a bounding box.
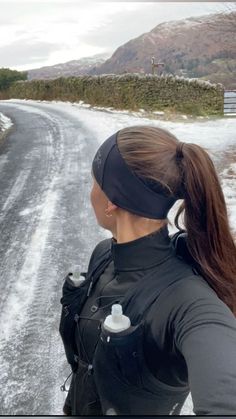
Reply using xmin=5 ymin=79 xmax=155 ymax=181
xmin=0 ymin=181 xmax=60 ymax=413
xmin=0 ymin=104 xmax=67 ymax=414
xmin=0 ymin=119 xmax=63 ymax=301
xmin=0 ymin=179 xmax=58 ymax=342
xmin=0 ymin=155 xmax=9 ymax=172
xmin=0 ymin=170 xmax=31 ymax=220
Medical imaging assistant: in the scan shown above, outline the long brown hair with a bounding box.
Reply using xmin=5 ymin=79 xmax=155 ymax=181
xmin=117 ymin=125 xmax=236 ymax=316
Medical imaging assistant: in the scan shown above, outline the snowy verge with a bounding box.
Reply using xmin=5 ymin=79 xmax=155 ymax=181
xmin=7 ymin=97 xmax=211 ymax=122
xmin=0 ymin=112 xmax=13 ymax=136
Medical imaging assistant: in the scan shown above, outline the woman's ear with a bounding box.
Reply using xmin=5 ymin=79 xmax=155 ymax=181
xmin=107 ymin=200 xmax=118 ymax=211
xmin=106 ymin=200 xmax=119 ymax=212
xmin=104 ymin=200 xmax=118 ymax=222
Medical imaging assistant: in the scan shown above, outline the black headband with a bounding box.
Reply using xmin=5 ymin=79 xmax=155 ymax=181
xmin=92 ymin=131 xmax=177 ymax=219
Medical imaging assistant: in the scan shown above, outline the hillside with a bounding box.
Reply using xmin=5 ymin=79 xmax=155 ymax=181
xmin=27 ymin=53 xmax=109 ymax=80
xmin=90 ymin=12 xmax=236 ymax=89
xmin=26 ymin=12 xmax=236 ymax=89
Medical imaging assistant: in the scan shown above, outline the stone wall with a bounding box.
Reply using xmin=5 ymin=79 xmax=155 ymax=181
xmin=5 ymin=73 xmax=224 ymax=116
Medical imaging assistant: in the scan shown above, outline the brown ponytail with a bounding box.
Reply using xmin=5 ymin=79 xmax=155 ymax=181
xmin=117 ymin=125 xmax=236 ymax=316
xmin=174 ymin=142 xmax=236 ymax=315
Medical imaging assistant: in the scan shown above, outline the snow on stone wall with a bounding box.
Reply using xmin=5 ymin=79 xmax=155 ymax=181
xmin=8 ymin=74 xmax=224 ymax=116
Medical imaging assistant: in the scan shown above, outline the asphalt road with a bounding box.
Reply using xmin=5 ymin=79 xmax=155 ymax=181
xmin=0 ymin=101 xmax=107 ymax=415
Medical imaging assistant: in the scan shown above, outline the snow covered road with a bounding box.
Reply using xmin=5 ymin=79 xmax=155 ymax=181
xmin=0 ymin=101 xmax=105 ymax=414
xmin=0 ymin=100 xmax=235 ymax=415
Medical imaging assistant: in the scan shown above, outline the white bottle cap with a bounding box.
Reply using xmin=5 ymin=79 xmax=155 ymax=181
xmin=103 ymin=304 xmax=131 ymax=333
xmin=111 ymin=304 xmax=123 ymax=319
xmin=69 ymin=272 xmax=85 ymax=287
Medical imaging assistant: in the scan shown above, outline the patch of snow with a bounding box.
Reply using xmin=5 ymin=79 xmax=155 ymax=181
xmin=0 ymin=112 xmax=13 ymax=132
xmin=221 ymin=163 xmax=236 ymax=233
xmin=153 ymin=111 xmax=165 ymax=116
xmin=19 ymin=205 xmax=43 ymax=217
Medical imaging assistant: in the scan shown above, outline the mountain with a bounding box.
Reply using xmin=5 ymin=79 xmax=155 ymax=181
xmin=27 ymin=53 xmax=110 ymax=80
xmin=89 ymin=12 xmax=236 ymax=89
xmin=27 ymin=12 xmax=235 ymax=89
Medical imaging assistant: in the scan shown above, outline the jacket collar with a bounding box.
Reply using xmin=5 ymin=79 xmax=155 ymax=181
xmin=111 ymin=225 xmax=173 ymax=272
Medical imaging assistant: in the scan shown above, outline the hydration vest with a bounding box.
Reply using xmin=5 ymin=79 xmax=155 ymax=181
xmin=59 ymin=231 xmax=191 ymax=414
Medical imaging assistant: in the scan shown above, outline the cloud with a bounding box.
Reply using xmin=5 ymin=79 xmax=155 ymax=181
xmin=0 ymin=39 xmax=60 ymax=67
xmin=0 ymin=1 xmax=224 ymax=70
xmin=0 ymin=1 xmax=146 ymax=68
xmin=78 ymin=2 xmax=221 ymax=51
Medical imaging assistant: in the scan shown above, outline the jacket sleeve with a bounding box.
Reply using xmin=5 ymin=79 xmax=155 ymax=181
xmin=172 ymin=277 xmax=236 ymax=415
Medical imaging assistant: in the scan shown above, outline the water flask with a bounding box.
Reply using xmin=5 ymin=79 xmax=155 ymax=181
xmin=103 ymin=304 xmax=131 ymax=415
xmin=103 ymin=304 xmax=131 ymax=333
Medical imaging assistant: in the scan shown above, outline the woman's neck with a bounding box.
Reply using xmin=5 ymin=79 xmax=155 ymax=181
xmin=111 ymin=212 xmax=167 ymax=243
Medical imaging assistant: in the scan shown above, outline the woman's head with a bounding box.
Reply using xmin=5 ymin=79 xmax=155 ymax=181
xmin=92 ymin=128 xmax=178 ymax=220
xmin=90 ymin=173 xmax=166 ymax=241
xmin=90 ymin=125 xmax=179 ymax=239
xmin=91 ymin=125 xmax=236 ymax=315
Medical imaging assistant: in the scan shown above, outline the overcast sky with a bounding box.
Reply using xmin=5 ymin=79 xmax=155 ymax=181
xmin=0 ymin=1 xmax=229 ymax=71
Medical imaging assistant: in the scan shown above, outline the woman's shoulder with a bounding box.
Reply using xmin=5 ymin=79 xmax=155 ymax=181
xmin=147 ymin=272 xmax=236 ymax=358
xmin=87 ymin=237 xmax=112 ymax=272
xmin=148 ymin=272 xmax=218 ymax=322
xmin=161 ymin=272 xmax=232 ymax=321
xmin=148 ymin=269 xmax=235 ymax=333
xmin=92 ymin=237 xmax=112 ymax=255
xmin=168 ymin=273 xmax=217 ymax=300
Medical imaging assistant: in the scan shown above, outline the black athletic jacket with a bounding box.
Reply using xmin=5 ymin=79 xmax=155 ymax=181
xmin=60 ymin=226 xmax=236 ymax=415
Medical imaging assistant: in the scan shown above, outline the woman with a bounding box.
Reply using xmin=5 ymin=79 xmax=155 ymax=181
xmin=60 ymin=126 xmax=236 ymax=415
